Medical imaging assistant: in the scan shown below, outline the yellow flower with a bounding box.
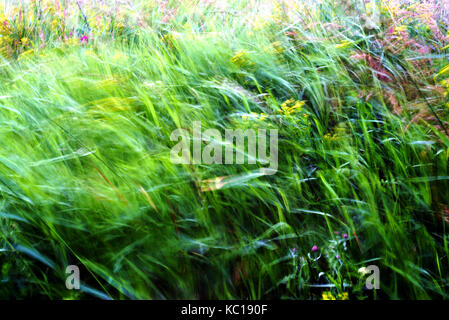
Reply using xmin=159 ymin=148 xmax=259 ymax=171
xmin=322 ymin=291 xmax=336 ymax=300
xmin=407 ymin=2 xmax=419 ymax=10
xmin=281 ymin=98 xmax=294 ymax=107
xmin=280 ymin=98 xmax=293 ymax=111
xmin=290 ymin=100 xmax=305 ymax=111
xmin=394 ymin=25 xmax=407 ymax=33
xmin=279 ymin=99 xmax=305 ymax=114
xmin=20 ymin=37 xmax=29 ymax=46
xmin=325 ymin=132 xmax=339 ymax=141
xmin=337 ymin=292 xmax=349 ymax=300
xmin=259 ymin=113 xmax=268 ymax=120
xmin=242 ymin=112 xmax=268 ymax=121
xmin=253 ymin=18 xmax=268 ymax=31
xmin=231 ymin=50 xmax=248 ymax=66
xmin=51 ymin=18 xmax=59 ymax=31
xmin=335 ymin=39 xmax=352 ymax=49
xmin=379 ymin=4 xmax=392 ymax=15
xmin=265 ymin=41 xmax=284 ymax=54
xmin=242 ymin=112 xmax=257 ymax=120
xmin=65 ymin=37 xmax=80 ymax=46
xmin=358 ymin=267 xmax=370 ymax=275
xmin=322 ymin=291 xmax=349 ymax=300
xmin=18 ymin=49 xmax=34 ymax=60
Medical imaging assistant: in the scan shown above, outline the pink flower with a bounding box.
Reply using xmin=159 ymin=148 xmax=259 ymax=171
xmin=311 ymin=245 xmax=318 ymax=252
xmin=343 ymin=233 xmax=348 ymax=239
xmin=40 ymin=32 xmax=45 ymax=48
xmin=80 ymin=35 xmax=88 ymax=44
xmin=162 ymin=15 xmax=171 ymax=23
xmin=418 ymin=46 xmax=430 ymax=55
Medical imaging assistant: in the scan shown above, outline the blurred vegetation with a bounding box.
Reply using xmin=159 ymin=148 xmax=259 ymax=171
xmin=0 ymin=0 xmax=449 ymax=299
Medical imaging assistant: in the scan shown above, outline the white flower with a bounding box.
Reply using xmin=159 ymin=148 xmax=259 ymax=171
xmin=358 ymin=267 xmax=369 ymax=275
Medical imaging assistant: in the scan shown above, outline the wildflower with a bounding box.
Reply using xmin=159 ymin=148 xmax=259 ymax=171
xmin=18 ymin=49 xmax=34 ymax=60
xmin=335 ymin=39 xmax=352 ymax=49
xmin=336 ymin=255 xmax=341 ymax=259
xmin=80 ymin=35 xmax=89 ymax=44
xmin=20 ymin=37 xmax=29 ymax=46
xmin=161 ymin=33 xmax=179 ymax=49
xmin=418 ymin=46 xmax=430 ymax=55
xmin=264 ymin=41 xmax=284 ymax=54
xmin=358 ymin=267 xmax=370 ymax=275
xmin=289 ymin=100 xmax=305 ymax=113
xmin=51 ymin=19 xmax=59 ymax=31
xmin=440 ymin=79 xmax=449 ymax=88
xmin=394 ymin=25 xmax=407 ymax=33
xmin=280 ymin=98 xmax=294 ymax=109
xmin=231 ymin=50 xmax=249 ymax=66
xmin=322 ymin=291 xmax=336 ymax=300
xmin=279 ymin=99 xmax=305 ymax=115
xmin=242 ymin=112 xmax=268 ymax=121
xmin=232 ymin=51 xmax=245 ymax=63
xmin=65 ymin=37 xmax=80 ymax=46
xmin=343 ymin=233 xmax=348 ymax=239
xmin=253 ymin=18 xmax=268 ymax=31
xmin=337 ymin=292 xmax=349 ymax=300
xmin=311 ymin=245 xmax=318 ymax=252
xmin=40 ymin=32 xmax=45 ymax=48
xmin=272 ymin=2 xmax=284 ymax=22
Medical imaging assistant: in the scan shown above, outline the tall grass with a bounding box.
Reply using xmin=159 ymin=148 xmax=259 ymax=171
xmin=0 ymin=0 xmax=449 ymax=299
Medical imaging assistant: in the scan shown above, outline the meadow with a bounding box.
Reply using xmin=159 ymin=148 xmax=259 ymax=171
xmin=1 ymin=0 xmax=449 ymax=299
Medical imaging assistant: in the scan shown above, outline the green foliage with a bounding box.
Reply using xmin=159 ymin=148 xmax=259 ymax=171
xmin=0 ymin=0 xmax=449 ymax=299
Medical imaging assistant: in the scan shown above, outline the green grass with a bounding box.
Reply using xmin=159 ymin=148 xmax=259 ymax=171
xmin=0 ymin=0 xmax=449 ymax=299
